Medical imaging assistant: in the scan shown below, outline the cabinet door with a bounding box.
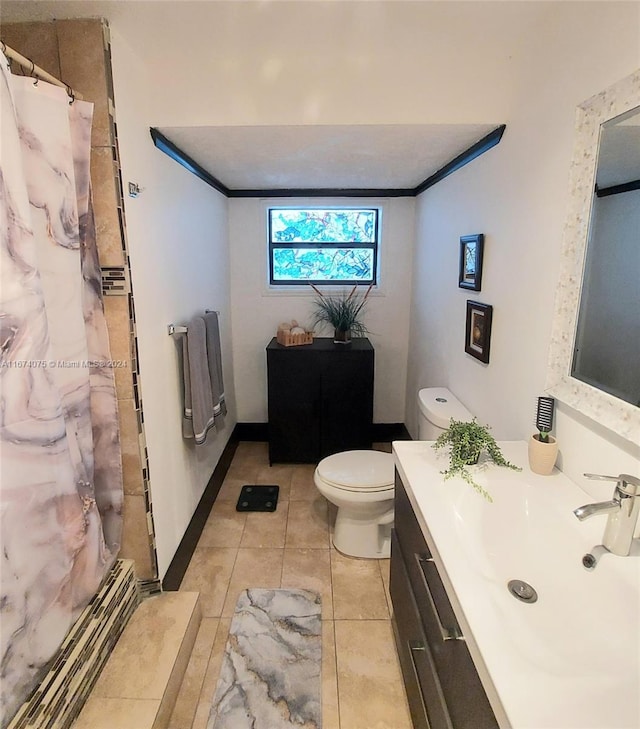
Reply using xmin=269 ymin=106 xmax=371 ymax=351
xmin=267 ymin=350 xmax=321 ymax=463
xmin=320 ymin=350 xmax=373 ymax=457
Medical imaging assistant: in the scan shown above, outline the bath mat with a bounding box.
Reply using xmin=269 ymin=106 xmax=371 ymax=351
xmin=235 ymin=484 xmax=279 ymax=512
xmin=207 ymin=588 xmax=322 ymax=729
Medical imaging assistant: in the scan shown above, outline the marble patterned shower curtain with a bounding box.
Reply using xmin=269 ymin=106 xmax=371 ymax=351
xmin=0 ymin=55 xmax=123 ymax=726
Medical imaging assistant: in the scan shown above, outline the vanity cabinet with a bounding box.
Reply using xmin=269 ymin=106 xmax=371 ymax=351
xmin=266 ymin=337 xmax=374 ymax=464
xmin=391 ymin=471 xmax=498 ymax=729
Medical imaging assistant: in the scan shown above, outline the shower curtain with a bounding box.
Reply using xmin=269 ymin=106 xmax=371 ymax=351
xmin=0 ymin=54 xmax=123 ymax=726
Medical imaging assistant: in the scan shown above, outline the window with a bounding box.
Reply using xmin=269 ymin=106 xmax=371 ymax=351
xmin=268 ymin=207 xmax=379 ymax=286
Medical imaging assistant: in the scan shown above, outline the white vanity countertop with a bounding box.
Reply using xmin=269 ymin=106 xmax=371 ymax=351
xmin=393 ymin=440 xmax=640 ymax=729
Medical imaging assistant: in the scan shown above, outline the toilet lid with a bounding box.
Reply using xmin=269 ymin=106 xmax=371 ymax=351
xmin=317 ymin=450 xmax=394 ymax=492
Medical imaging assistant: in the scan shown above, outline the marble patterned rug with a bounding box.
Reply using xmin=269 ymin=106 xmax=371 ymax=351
xmin=207 ymin=588 xmax=322 ymax=729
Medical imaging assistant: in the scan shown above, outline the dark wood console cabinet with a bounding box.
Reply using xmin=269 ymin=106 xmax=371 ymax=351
xmin=266 ymin=337 xmax=374 ymax=463
xmin=391 ymin=471 xmax=499 ymax=729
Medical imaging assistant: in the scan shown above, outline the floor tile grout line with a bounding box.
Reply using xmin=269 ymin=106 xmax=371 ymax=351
xmin=236 ymin=484 xmax=249 ymax=544
xmin=278 ymin=506 xmax=287 ymax=588
xmin=328 ymin=538 xmax=335 ymax=625
xmin=378 ymin=559 xmax=393 ymax=617
xmin=179 ymin=618 xmax=222 ymax=729
xmin=330 ymin=548 xmax=337 ymax=625
xmin=184 ymin=641 xmax=209 ymax=728
xmin=333 ymin=617 xmax=393 ymax=622
xmin=330 ymin=618 xmax=342 ymax=729
xmin=219 ymin=546 xmax=240 ymax=621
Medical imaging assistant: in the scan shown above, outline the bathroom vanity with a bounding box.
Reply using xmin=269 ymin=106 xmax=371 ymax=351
xmin=391 ymin=441 xmax=640 ymax=729
xmin=391 ymin=471 xmax=498 ymax=729
xmin=266 ymin=337 xmax=373 ymax=463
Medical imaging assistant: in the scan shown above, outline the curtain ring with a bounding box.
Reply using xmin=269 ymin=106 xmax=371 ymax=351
xmin=66 ymin=84 xmax=75 ymax=105
xmin=1 ymin=42 xmax=9 ymax=70
xmin=27 ymin=59 xmax=39 ymax=86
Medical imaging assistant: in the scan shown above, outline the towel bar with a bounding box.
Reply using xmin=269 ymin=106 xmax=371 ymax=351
xmin=168 ymin=311 xmax=220 ymax=336
xmin=168 ymin=324 xmax=188 ymax=336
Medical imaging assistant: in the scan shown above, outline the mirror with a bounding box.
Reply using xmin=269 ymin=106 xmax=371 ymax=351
xmin=546 ymin=70 xmax=640 ymax=443
xmin=572 ymin=106 xmax=640 ymax=406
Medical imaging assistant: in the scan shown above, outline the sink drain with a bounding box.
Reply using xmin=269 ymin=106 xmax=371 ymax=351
xmin=507 ymin=579 xmax=538 ymax=603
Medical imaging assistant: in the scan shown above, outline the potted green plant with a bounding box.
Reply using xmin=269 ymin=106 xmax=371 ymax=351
xmin=433 ymin=418 xmax=521 ymax=501
xmin=310 ymin=283 xmax=373 ymax=344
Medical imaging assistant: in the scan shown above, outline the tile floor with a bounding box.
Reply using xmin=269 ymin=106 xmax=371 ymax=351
xmin=168 ymin=441 xmax=413 ymax=729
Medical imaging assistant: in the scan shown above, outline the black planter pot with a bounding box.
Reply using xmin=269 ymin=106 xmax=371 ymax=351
xmin=333 ymin=328 xmax=352 ymax=344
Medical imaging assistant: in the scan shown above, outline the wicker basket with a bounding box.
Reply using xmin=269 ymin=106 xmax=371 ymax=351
xmin=276 ymin=329 xmax=314 ymax=347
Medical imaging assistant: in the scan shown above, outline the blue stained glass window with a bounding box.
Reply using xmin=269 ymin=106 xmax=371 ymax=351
xmin=269 ymin=208 xmax=379 ymax=285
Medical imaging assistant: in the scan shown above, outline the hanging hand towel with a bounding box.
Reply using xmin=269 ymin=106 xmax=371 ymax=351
xmin=182 ymin=316 xmax=216 ymax=445
xmin=203 ymin=311 xmax=227 ymax=424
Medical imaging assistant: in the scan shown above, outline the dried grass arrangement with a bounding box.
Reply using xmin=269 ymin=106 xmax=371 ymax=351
xmin=309 ymin=283 xmax=373 ymax=339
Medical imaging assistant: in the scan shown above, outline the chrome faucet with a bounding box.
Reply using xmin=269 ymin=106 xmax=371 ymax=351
xmin=574 ymin=474 xmax=640 ymax=556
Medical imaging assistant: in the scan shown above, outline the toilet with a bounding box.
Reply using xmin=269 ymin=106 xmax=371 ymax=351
xmin=417 ymin=386 xmax=474 ymax=440
xmin=314 ymin=450 xmax=395 ymax=559
xmin=314 ymin=387 xmax=473 ymax=559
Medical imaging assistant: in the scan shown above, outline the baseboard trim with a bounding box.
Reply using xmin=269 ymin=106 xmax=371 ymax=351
xmin=233 ymin=422 xmax=412 ymax=443
xmin=233 ymin=422 xmax=269 ymax=441
xmin=373 ymin=423 xmax=412 ymax=441
xmin=162 ymin=435 xmax=238 ymax=591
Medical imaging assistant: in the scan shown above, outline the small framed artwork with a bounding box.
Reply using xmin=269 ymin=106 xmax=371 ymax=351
xmin=465 ymin=300 xmax=493 ymax=363
xmin=458 ymin=234 xmax=484 ymax=291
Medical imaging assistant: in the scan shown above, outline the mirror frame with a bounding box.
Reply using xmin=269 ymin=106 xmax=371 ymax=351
xmin=546 ymin=69 xmax=640 ymax=443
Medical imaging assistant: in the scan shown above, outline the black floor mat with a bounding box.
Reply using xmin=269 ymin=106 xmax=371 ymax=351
xmin=236 ymin=485 xmax=279 ymax=512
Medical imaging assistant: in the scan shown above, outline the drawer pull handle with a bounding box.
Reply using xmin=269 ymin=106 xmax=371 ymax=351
xmin=407 ymin=641 xmax=431 ymax=727
xmin=416 ymin=554 xmax=464 ymax=642
xmin=407 ymin=640 xmax=454 ymax=729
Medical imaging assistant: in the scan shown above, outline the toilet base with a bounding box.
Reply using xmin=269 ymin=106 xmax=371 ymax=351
xmin=333 ymin=504 xmax=393 ymax=559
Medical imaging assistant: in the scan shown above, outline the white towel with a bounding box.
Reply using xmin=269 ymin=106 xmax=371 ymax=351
xmin=182 ymin=316 xmax=216 ymax=445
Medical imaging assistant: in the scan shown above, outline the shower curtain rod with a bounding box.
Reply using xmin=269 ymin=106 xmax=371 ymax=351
xmin=1 ymin=42 xmax=84 ymax=100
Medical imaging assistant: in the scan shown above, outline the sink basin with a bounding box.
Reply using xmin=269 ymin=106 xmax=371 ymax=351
xmin=394 ymin=441 xmax=640 ymax=729
xmin=452 ymin=474 xmax=636 ymax=675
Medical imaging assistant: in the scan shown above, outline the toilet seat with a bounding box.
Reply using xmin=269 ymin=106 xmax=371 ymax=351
xmin=316 ymin=450 xmax=394 ymax=493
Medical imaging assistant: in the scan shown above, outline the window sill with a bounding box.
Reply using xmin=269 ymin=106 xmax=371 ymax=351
xmin=261 ymin=284 xmax=386 ymax=298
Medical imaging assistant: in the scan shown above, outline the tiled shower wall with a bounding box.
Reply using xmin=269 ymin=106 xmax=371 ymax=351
xmin=1 ymin=19 xmax=158 ymax=582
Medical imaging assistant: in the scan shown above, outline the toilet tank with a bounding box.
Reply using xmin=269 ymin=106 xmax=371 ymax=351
xmin=417 ymin=387 xmax=474 ymax=440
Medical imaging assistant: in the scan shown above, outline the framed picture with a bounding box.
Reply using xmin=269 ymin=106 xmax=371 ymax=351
xmin=458 ymin=234 xmax=484 ymax=291
xmin=465 ymin=300 xmax=493 ymax=363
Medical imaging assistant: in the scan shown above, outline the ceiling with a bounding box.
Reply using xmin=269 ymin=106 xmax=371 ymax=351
xmin=156 ymin=123 xmax=498 ymax=191
xmin=0 ymin=3 xmax=503 ymax=193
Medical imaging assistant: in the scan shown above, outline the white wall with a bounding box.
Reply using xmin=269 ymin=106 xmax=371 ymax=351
xmin=229 ymin=197 xmax=414 ymax=423
xmin=405 ymin=3 xmax=640 ymax=496
xmin=108 ymin=28 xmax=236 ymax=578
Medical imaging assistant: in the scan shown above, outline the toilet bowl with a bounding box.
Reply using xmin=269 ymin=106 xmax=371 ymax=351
xmin=314 ymin=450 xmax=394 ymax=559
